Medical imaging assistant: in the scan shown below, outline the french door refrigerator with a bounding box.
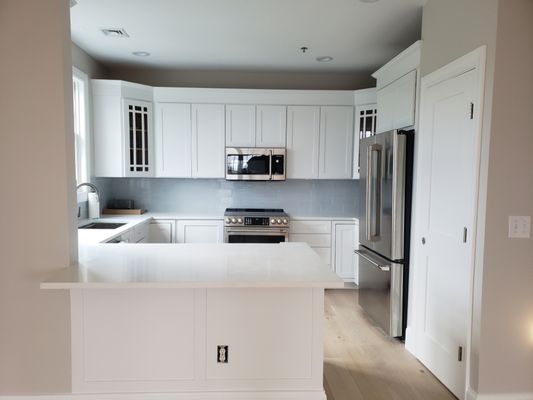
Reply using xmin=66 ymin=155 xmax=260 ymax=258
xmin=356 ymin=129 xmax=414 ymax=338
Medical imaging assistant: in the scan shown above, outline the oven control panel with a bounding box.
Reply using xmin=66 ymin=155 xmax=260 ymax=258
xmin=224 ymin=216 xmax=289 ymax=226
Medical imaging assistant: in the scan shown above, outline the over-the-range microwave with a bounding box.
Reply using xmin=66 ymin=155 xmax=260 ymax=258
xmin=225 ymin=147 xmax=286 ymax=181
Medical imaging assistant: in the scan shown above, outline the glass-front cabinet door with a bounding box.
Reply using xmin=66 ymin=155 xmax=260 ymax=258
xmin=353 ymin=103 xmax=378 ymax=179
xmin=124 ymin=100 xmax=153 ymax=177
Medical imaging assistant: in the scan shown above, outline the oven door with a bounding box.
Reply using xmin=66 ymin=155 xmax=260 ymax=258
xmin=226 ymin=148 xmax=271 ymax=181
xmin=225 ymin=228 xmax=289 ymax=244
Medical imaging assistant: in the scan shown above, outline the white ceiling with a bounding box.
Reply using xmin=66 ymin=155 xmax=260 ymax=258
xmin=70 ymin=0 xmax=423 ymax=72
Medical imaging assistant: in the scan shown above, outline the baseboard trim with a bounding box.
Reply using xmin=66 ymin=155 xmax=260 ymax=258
xmin=466 ymin=387 xmax=533 ymax=400
xmin=0 ymin=391 xmax=326 ymax=400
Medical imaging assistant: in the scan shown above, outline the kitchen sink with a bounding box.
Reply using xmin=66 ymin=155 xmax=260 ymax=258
xmin=79 ymin=222 xmax=126 ymax=230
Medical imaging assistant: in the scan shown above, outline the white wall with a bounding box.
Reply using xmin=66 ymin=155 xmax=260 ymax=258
xmin=0 ymin=0 xmax=76 ymax=394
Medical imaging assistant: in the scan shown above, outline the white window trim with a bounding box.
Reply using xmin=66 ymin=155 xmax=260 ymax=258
xmin=72 ymin=67 xmax=92 ymax=203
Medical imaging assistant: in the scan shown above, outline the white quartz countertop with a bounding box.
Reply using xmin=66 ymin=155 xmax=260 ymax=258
xmin=77 ymin=215 xmax=153 ymax=244
xmin=41 ymin=243 xmax=344 ymax=289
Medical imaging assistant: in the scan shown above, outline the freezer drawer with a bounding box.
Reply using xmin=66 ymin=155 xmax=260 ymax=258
xmin=356 ymin=247 xmax=403 ymax=337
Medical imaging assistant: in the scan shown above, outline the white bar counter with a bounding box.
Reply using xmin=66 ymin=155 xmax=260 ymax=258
xmin=41 ymin=243 xmax=341 ymax=400
xmin=41 ymin=243 xmax=343 ymax=289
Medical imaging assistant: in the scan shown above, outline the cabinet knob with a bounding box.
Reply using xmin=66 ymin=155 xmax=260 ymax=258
xmin=421 ymin=237 xmax=426 ymax=245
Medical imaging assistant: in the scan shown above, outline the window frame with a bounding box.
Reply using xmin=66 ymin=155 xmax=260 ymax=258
xmin=72 ymin=67 xmax=91 ymax=202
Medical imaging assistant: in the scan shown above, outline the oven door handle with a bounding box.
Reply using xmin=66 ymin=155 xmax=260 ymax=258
xmin=225 ymin=228 xmax=289 ymax=235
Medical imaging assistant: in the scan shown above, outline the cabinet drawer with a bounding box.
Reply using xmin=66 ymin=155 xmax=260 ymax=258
xmin=289 ymin=233 xmax=331 ymax=247
xmin=312 ymin=247 xmax=331 ymax=266
xmin=289 ymin=220 xmax=331 ymax=234
xmin=132 ymin=222 xmax=149 ymax=243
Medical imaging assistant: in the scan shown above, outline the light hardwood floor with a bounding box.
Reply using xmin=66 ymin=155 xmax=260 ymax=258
xmin=324 ymin=289 xmax=456 ymax=400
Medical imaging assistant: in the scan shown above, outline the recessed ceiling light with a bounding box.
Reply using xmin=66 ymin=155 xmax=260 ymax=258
xmin=316 ymin=56 xmax=334 ymax=62
xmin=132 ymin=51 xmax=150 ymax=57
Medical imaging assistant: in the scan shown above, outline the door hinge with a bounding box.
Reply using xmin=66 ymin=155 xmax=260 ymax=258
xmin=458 ymin=346 xmax=463 ymax=362
xmin=463 ymin=227 xmax=468 ymax=243
xmin=469 ymin=102 xmax=474 ymax=120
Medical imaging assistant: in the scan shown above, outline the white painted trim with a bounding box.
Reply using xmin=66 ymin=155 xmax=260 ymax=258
xmin=72 ymin=67 xmax=91 ymax=185
xmin=466 ymin=387 xmax=533 ymax=400
xmin=407 ymin=46 xmax=487 ymax=398
xmin=372 ymin=40 xmax=422 ymax=88
xmin=0 ymin=391 xmax=326 ymax=400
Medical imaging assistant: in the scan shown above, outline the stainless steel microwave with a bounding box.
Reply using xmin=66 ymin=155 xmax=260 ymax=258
xmin=225 ymin=148 xmax=286 ymax=181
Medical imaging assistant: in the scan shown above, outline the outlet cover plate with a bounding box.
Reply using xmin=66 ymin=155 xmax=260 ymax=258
xmin=508 ymin=216 xmax=531 ymax=239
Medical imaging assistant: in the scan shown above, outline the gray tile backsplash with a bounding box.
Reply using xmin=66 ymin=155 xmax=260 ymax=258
xmin=93 ymin=178 xmax=360 ymax=217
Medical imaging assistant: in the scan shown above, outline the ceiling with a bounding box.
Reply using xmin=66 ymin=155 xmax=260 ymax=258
xmin=70 ymin=0 xmax=424 ymax=72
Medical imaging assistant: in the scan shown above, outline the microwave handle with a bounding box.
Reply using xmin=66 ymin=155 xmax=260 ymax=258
xmin=269 ymin=149 xmax=273 ymax=181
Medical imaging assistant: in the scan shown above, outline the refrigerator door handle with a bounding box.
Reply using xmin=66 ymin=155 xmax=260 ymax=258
xmin=354 ymin=249 xmax=390 ymax=271
xmin=366 ymin=143 xmax=382 ymax=242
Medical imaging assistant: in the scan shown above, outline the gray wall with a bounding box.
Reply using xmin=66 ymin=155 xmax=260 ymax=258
xmin=0 ymin=0 xmax=75 ymax=393
xmin=95 ymin=178 xmax=359 ymax=218
xmin=72 ymin=42 xmax=107 ymax=78
xmin=105 ymin=66 xmax=375 ymax=90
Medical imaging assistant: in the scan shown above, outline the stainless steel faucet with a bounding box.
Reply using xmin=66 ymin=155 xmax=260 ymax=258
xmin=76 ymin=182 xmax=100 ymax=219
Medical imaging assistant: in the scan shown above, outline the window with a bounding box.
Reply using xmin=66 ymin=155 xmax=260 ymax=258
xmin=72 ymin=68 xmax=89 ymax=185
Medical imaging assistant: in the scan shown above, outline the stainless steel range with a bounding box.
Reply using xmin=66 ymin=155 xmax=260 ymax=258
xmin=224 ymin=208 xmax=290 ymax=243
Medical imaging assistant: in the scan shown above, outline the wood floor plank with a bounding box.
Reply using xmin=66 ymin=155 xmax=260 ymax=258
xmin=324 ymin=289 xmax=456 ymax=400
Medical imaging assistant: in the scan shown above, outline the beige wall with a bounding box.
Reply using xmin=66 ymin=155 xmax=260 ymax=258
xmin=477 ymin=0 xmax=533 ymax=394
xmin=105 ymin=66 xmax=375 ymax=90
xmin=0 ymin=0 xmax=76 ymax=394
xmin=421 ymin=0 xmax=533 ymax=396
xmin=72 ymin=42 xmax=107 ymax=79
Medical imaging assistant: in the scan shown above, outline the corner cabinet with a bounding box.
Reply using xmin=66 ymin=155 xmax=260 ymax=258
xmin=92 ymin=80 xmax=154 ymax=177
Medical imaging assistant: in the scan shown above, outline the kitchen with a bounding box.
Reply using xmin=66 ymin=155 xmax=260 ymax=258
xmin=1 ymin=1 xmax=532 ymax=400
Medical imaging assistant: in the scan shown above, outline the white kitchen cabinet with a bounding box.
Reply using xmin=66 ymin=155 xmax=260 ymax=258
xmin=289 ymin=219 xmax=332 ymax=269
xmin=319 ymin=106 xmax=354 ymax=179
xmin=92 ymin=80 xmax=154 ymax=177
xmin=332 ymin=222 xmax=359 ymax=283
xmin=225 ymin=104 xmax=256 ymax=147
xmin=256 ymin=105 xmax=287 ymax=147
xmin=191 ymin=104 xmax=225 ymax=178
xmin=376 ymin=70 xmax=417 ymax=133
xmin=353 ymin=103 xmax=378 ymax=179
xmin=132 ymin=221 xmax=149 ymax=243
xmin=148 ymin=220 xmax=176 ymax=243
xmin=177 ymin=220 xmax=223 ymax=243
xmin=286 ymin=106 xmax=320 ymax=179
xmin=154 ymin=103 xmax=192 ymax=178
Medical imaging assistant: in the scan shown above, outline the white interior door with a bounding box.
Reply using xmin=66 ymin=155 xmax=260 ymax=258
xmin=413 ymin=68 xmax=480 ymax=399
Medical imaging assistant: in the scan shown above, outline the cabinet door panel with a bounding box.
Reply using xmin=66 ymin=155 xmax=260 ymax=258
xmin=286 ymin=106 xmax=320 ymax=179
xmin=334 ymin=224 xmax=356 ymax=281
xmin=226 ymin=105 xmax=256 ymax=147
xmin=148 ymin=220 xmax=175 ymax=243
xmin=376 ymin=87 xmax=395 ymax=133
xmin=192 ymin=104 xmax=225 ymax=178
xmin=319 ymin=106 xmax=354 ymax=179
xmin=155 ymin=103 xmax=192 ymax=177
xmin=393 ymin=70 xmax=417 ymax=129
xmin=124 ymin=100 xmax=154 ymax=177
xmin=256 ymin=105 xmax=287 ymax=147
xmin=177 ymin=220 xmax=223 ymax=243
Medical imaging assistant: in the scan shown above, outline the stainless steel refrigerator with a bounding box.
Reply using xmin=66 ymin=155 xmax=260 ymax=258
xmin=356 ymin=129 xmax=414 ymax=338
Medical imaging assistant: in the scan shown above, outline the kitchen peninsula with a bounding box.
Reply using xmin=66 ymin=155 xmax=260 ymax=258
xmin=41 ymin=241 xmax=343 ymax=399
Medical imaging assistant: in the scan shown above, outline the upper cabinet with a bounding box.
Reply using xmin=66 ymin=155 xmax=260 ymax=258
xmin=226 ymin=104 xmax=287 ymax=148
xmin=226 ymin=105 xmax=256 ymax=147
xmin=92 ymin=80 xmax=154 ymax=177
xmin=287 ymin=106 xmax=321 ymax=179
xmin=192 ymin=104 xmax=226 ymax=178
xmin=372 ymin=41 xmax=421 ymax=133
xmin=319 ymin=106 xmax=354 ymax=179
xmin=256 ymin=105 xmax=287 ymax=147
xmin=154 ymin=103 xmax=192 ymax=178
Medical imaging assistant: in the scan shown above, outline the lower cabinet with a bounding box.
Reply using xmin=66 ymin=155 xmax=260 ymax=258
xmin=289 ymin=219 xmax=359 ymax=283
xmin=332 ymin=222 xmax=359 ymax=284
xmin=148 ymin=220 xmax=176 ymax=243
xmin=177 ymin=220 xmax=224 ymax=243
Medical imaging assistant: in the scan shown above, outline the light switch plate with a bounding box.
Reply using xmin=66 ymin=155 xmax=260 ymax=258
xmin=508 ymin=216 xmax=531 ymax=239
